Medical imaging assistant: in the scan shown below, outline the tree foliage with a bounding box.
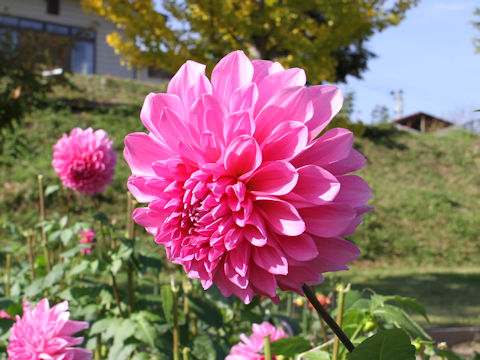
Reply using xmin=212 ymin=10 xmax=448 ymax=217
xmin=473 ymin=8 xmax=480 ymax=53
xmin=81 ymin=0 xmax=418 ymax=83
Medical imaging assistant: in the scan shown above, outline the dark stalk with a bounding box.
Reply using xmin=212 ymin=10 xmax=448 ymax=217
xmin=110 ymin=271 xmax=125 ymax=317
xmin=302 ymin=284 xmax=354 ymax=353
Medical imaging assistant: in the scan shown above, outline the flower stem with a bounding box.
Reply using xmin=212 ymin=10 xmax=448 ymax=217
xmin=172 ymin=277 xmax=180 ymax=360
xmin=110 ymin=271 xmax=125 ymax=317
xmin=264 ymin=335 xmax=272 ymax=360
xmin=126 ymin=193 xmax=135 ymax=315
xmin=27 ymin=232 xmax=35 ymax=282
xmin=332 ymin=282 xmax=349 ymax=360
xmin=5 ymin=253 xmax=11 ymax=296
xmin=302 ymin=284 xmax=354 ymax=353
xmin=37 ymin=175 xmax=51 ymax=272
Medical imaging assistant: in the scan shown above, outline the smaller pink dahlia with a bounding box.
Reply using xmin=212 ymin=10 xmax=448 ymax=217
xmin=226 ymin=322 xmax=288 ymax=360
xmin=52 ymin=127 xmax=117 ymax=195
xmin=0 ymin=309 xmax=11 ymax=318
xmin=79 ymin=229 xmax=97 ymax=255
xmin=7 ymin=299 xmax=92 ymax=360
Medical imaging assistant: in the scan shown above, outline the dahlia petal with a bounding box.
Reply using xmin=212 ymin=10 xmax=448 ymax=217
xmin=66 ymin=348 xmax=94 ymax=360
xmin=277 ymin=233 xmax=318 ymax=261
xmin=254 ymin=105 xmax=288 ymax=144
xmin=167 ymin=60 xmax=212 ymax=110
xmin=248 ymin=161 xmax=298 ymax=196
xmin=335 ymin=175 xmax=372 ymax=207
xmin=228 ymin=242 xmax=251 ymax=276
xmin=158 ymin=107 xmax=194 ymax=152
xmin=254 ymin=68 xmax=307 ymax=116
xmin=305 ymin=85 xmax=343 ymax=141
xmin=212 ymin=50 xmax=254 ymax=107
xmin=263 ymin=86 xmax=313 ymax=124
xmin=190 ymin=94 xmax=226 ymax=145
xmin=229 ymin=83 xmax=258 ymax=114
xmin=312 ymin=236 xmax=360 ymax=271
xmin=250 ymin=265 xmax=277 ymax=298
xmin=224 ymin=111 xmax=255 ymax=145
xmin=292 ymin=128 xmax=354 ymax=168
xmin=251 ymin=59 xmax=284 ymax=85
xmin=300 ymin=204 xmax=356 ymax=237
xmin=277 ymin=265 xmax=322 ymax=293
xmin=58 ymin=321 xmax=89 ymax=336
xmin=124 ymin=133 xmax=172 ymax=176
xmin=224 ymin=135 xmax=262 ymax=179
xmin=255 ymin=196 xmax=305 ymax=236
xmin=127 ymin=176 xmax=169 ymax=203
xmin=140 ymin=93 xmax=185 ymax=139
xmin=260 ymin=121 xmax=309 ymax=161
xmin=244 ymin=212 xmax=268 ymax=246
xmin=323 ymin=148 xmax=366 ymax=175
xmin=281 ymin=165 xmax=340 ymax=207
xmin=252 ymin=244 xmax=288 ymax=275
xmin=132 ymin=206 xmax=168 ymax=228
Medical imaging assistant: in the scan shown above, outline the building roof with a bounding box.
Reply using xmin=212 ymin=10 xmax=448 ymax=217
xmin=393 ymin=112 xmax=453 ymax=126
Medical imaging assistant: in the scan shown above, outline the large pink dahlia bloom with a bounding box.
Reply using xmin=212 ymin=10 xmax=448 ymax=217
xmin=124 ymin=50 xmax=371 ymax=303
xmin=226 ymin=321 xmax=288 ymax=360
xmin=7 ymin=299 xmax=92 ymax=360
xmin=52 ymin=127 xmax=117 ymax=195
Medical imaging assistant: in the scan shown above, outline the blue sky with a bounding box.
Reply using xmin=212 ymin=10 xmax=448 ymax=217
xmin=339 ymin=0 xmax=480 ymax=124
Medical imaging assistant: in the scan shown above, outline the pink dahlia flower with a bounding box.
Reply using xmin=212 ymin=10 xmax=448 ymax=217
xmin=7 ymin=298 xmax=92 ymax=360
xmin=52 ymin=127 xmax=117 ymax=195
xmin=79 ymin=229 xmax=97 ymax=255
xmin=124 ymin=50 xmax=371 ymax=303
xmin=226 ymin=321 xmax=288 ymax=360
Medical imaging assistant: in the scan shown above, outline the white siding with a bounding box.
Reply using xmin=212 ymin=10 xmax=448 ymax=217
xmin=0 ymin=0 xmax=134 ymax=78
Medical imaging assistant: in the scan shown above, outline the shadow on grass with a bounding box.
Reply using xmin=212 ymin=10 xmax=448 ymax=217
xmin=349 ymin=272 xmax=480 ymax=326
xmin=363 ymin=123 xmax=409 ymax=150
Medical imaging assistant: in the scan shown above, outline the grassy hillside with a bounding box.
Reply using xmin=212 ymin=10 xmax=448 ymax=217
xmin=1 ymin=75 xmax=479 ymax=269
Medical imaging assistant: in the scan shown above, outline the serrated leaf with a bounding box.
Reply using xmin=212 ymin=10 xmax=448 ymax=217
xmin=348 ymin=329 xmax=415 ymax=360
xmin=44 ymin=263 xmax=66 ymax=288
xmin=302 ymin=349 xmax=331 ymax=360
xmin=187 ymin=295 xmax=223 ymax=328
xmin=133 ymin=312 xmax=159 ymax=347
xmin=373 ymin=304 xmax=430 ymax=339
xmin=108 ymin=343 xmax=136 ymax=360
xmin=45 ymin=185 xmax=60 ymax=197
xmin=90 ymin=318 xmax=121 ymax=339
xmin=269 ymin=336 xmax=311 ymax=357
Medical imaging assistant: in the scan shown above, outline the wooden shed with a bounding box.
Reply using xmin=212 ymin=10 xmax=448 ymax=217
xmin=393 ymin=112 xmax=453 ymax=133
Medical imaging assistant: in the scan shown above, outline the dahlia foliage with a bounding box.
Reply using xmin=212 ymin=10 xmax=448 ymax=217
xmin=7 ymin=298 xmax=92 ymax=360
xmin=52 ymin=127 xmax=117 ymax=195
xmin=226 ymin=321 xmax=288 ymax=360
xmin=124 ymin=50 xmax=371 ymax=303
xmin=79 ymin=229 xmax=97 ymax=255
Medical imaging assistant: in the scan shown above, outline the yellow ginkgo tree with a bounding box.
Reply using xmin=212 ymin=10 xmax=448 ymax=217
xmin=81 ymin=0 xmax=418 ymax=83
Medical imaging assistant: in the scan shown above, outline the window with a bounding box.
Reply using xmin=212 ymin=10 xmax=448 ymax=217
xmin=71 ymin=40 xmax=94 ymax=74
xmin=0 ymin=14 xmax=96 ymax=74
xmin=47 ymin=0 xmax=60 ymax=15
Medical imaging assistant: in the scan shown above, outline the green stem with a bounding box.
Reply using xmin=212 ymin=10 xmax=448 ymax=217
xmin=94 ymin=333 xmax=102 ymax=360
xmin=264 ymin=335 xmax=272 ymax=360
xmin=37 ymin=175 xmax=50 ymax=272
xmin=182 ymin=347 xmax=191 ymax=360
xmin=332 ymin=282 xmax=349 ymax=360
xmin=110 ymin=271 xmax=125 ymax=318
xmin=302 ymin=284 xmax=354 ymax=353
xmin=5 ymin=253 xmax=11 ymax=296
xmin=27 ymin=233 xmax=35 ymax=282
xmin=126 ymin=193 xmax=135 ymax=315
xmin=172 ymin=278 xmax=180 ymax=360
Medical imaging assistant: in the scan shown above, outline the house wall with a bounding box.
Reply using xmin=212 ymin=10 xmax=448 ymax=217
xmin=0 ymin=0 xmax=134 ymax=79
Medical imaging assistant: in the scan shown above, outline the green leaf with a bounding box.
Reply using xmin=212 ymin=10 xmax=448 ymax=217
xmin=161 ymin=285 xmax=174 ymax=324
xmin=348 ymin=329 xmax=415 ymax=360
xmin=44 ymin=263 xmax=66 ymax=288
xmin=302 ymin=350 xmax=331 ymax=360
xmin=133 ymin=311 xmax=159 ymax=347
xmin=373 ymin=304 xmax=430 ymax=339
xmin=93 ymin=211 xmax=110 ymax=225
xmin=0 ymin=318 xmax=14 ymax=334
xmin=45 ymin=184 xmax=60 ymax=197
xmin=193 ymin=333 xmax=217 ymax=360
xmin=59 ymin=215 xmax=68 ymax=229
xmin=60 ymin=228 xmax=74 ymax=246
xmin=269 ymin=336 xmax=311 ymax=357
xmin=435 ymin=348 xmax=464 ymax=360
xmin=187 ymin=295 xmax=224 ymax=328
xmin=384 ymin=295 xmax=429 ymax=322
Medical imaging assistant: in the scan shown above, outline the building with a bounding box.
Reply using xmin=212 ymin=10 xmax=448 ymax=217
xmin=392 ymin=112 xmax=453 ymax=133
xmin=0 ymin=0 xmax=168 ymax=82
